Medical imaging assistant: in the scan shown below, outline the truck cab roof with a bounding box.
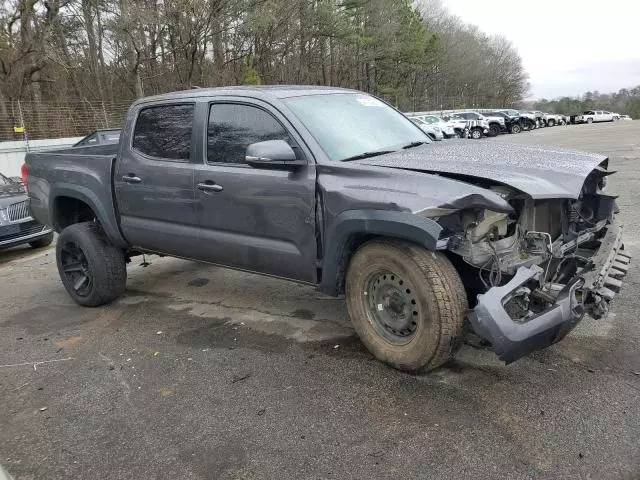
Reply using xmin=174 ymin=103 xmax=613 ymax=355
xmin=134 ymin=85 xmax=359 ymax=106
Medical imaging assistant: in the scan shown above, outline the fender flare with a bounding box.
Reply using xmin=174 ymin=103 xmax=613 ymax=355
xmin=50 ymin=184 xmax=129 ymax=248
xmin=318 ymin=209 xmax=442 ymax=296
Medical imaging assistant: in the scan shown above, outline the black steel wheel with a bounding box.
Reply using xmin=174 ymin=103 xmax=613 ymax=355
xmin=364 ymin=270 xmax=420 ymax=345
xmin=55 ymin=222 xmax=126 ymax=306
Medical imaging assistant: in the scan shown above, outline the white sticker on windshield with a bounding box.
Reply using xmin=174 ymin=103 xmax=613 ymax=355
xmin=356 ymin=96 xmax=385 ymax=107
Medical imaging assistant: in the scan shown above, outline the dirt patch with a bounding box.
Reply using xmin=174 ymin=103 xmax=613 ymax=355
xmin=55 ymin=336 xmax=83 ymax=348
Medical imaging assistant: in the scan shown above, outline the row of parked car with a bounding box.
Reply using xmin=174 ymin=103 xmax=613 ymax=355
xmin=406 ymin=108 xmax=633 ymax=141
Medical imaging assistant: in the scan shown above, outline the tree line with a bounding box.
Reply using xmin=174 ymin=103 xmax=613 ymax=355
xmin=0 ymin=0 xmax=528 ymax=118
xmin=532 ymin=86 xmax=640 ymax=118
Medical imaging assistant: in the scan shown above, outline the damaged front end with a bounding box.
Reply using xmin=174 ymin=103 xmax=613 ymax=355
xmin=435 ymin=162 xmax=630 ymax=363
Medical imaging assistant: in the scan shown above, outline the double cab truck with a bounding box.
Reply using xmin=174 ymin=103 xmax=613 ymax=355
xmin=24 ymin=86 xmax=629 ymax=372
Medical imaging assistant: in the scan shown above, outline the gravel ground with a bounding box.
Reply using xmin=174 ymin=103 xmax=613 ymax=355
xmin=1 ymin=121 xmax=639 ymax=480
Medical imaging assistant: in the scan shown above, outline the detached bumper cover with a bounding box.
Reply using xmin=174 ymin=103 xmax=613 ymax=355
xmin=469 ymin=223 xmax=629 ymax=363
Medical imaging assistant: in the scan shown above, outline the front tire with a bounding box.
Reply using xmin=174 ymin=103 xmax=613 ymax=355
xmin=345 ymin=240 xmax=467 ymax=372
xmin=29 ymin=232 xmax=54 ymax=249
xmin=547 ymin=119 xmax=556 ymax=127
xmin=488 ymin=124 xmax=501 ymax=137
xmin=55 ymin=222 xmax=127 ymax=307
xmin=587 ymin=118 xmax=593 ymax=124
xmin=510 ymin=123 xmax=522 ymax=134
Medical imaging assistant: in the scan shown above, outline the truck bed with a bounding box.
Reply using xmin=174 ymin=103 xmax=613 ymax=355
xmin=25 ymin=144 xmax=127 ymax=247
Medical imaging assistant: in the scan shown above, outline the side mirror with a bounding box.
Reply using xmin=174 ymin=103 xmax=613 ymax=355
xmin=245 ymin=140 xmax=306 ymax=169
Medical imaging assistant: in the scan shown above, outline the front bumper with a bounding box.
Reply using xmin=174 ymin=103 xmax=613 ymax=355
xmin=0 ymin=219 xmax=52 ymax=249
xmin=469 ymin=223 xmax=629 ymax=363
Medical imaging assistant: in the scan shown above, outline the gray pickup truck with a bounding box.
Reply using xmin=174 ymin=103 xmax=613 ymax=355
xmin=24 ymin=86 xmax=629 ymax=372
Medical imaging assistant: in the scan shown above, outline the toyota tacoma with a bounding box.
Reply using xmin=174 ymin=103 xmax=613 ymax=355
xmin=24 ymin=86 xmax=629 ymax=372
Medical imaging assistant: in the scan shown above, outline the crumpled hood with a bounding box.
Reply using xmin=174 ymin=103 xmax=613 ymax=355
xmin=356 ymin=141 xmax=607 ymax=199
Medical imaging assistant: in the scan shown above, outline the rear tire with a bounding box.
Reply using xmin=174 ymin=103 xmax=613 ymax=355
xmin=587 ymin=118 xmax=593 ymax=124
xmin=547 ymin=119 xmax=556 ymax=127
xmin=510 ymin=123 xmax=522 ymax=134
xmin=29 ymin=232 xmax=53 ymax=249
xmin=55 ymin=222 xmax=126 ymax=307
xmin=470 ymin=128 xmax=483 ymax=139
xmin=345 ymin=239 xmax=467 ymax=372
xmin=488 ymin=124 xmax=501 ymax=137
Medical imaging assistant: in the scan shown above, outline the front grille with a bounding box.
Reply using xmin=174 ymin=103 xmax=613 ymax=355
xmin=0 ymin=221 xmax=46 ymax=242
xmin=7 ymin=200 xmax=29 ymax=221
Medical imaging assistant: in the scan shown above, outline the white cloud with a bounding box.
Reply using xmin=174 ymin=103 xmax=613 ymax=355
xmin=441 ymin=0 xmax=640 ymax=98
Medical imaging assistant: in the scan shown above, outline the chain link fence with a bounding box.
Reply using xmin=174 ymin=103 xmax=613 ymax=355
xmin=0 ymin=101 xmax=130 ymax=142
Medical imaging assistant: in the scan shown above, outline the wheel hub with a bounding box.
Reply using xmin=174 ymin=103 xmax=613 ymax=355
xmin=60 ymin=241 xmax=92 ymax=297
xmin=365 ymin=272 xmax=419 ymax=344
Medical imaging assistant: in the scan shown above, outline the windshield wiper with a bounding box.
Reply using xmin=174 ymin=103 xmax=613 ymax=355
xmin=402 ymin=141 xmax=428 ymax=149
xmin=340 ymin=150 xmax=396 ymax=162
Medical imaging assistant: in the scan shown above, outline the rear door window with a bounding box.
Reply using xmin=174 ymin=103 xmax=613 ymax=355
xmin=132 ymin=104 xmax=194 ymax=160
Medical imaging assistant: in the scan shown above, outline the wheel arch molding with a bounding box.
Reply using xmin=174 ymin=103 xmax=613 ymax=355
xmin=318 ymin=209 xmax=442 ymax=296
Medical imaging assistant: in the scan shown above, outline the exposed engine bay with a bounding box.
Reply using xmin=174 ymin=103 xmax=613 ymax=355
xmin=358 ymin=144 xmax=630 ymax=363
xmin=437 ymin=161 xmax=629 ymax=342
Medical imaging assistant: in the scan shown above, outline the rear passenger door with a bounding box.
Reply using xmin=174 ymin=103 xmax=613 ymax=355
xmin=192 ymin=99 xmax=317 ymax=283
xmin=114 ymin=102 xmax=201 ymax=258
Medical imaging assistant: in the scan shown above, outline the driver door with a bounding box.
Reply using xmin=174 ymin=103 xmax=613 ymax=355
xmin=191 ymin=99 xmax=318 ymax=283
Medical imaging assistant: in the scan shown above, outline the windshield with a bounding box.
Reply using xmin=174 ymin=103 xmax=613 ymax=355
xmin=283 ymin=93 xmax=429 ymax=161
xmin=423 ymin=116 xmax=440 ymax=124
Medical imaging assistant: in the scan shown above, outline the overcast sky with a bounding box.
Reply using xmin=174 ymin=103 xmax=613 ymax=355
xmin=443 ymin=0 xmax=640 ymax=99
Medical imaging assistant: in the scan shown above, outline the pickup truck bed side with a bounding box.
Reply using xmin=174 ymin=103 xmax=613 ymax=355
xmin=27 ymin=145 xmax=128 ymax=248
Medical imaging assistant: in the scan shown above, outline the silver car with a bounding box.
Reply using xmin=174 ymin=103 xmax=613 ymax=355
xmin=418 ymin=115 xmax=456 ymax=138
xmin=0 ymin=172 xmax=53 ymax=250
xmin=409 ymin=116 xmax=444 ymax=141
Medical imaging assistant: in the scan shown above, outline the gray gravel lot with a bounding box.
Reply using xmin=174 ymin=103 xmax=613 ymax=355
xmin=1 ymin=121 xmax=639 ymax=480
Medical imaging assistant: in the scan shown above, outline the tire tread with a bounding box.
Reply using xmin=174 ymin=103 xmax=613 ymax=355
xmin=56 ymin=222 xmax=126 ymax=307
xmin=346 ymin=239 xmax=467 ymax=372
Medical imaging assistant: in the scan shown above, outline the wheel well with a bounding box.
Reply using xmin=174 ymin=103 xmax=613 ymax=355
xmin=331 ymin=233 xmax=375 ymax=295
xmin=331 ymin=233 xmax=443 ymax=295
xmin=52 ymin=197 xmax=97 ymax=230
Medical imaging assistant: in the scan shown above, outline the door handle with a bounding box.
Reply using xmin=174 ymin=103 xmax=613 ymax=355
xmin=197 ymin=182 xmax=223 ymax=193
xmin=122 ymin=175 xmax=142 ymax=184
